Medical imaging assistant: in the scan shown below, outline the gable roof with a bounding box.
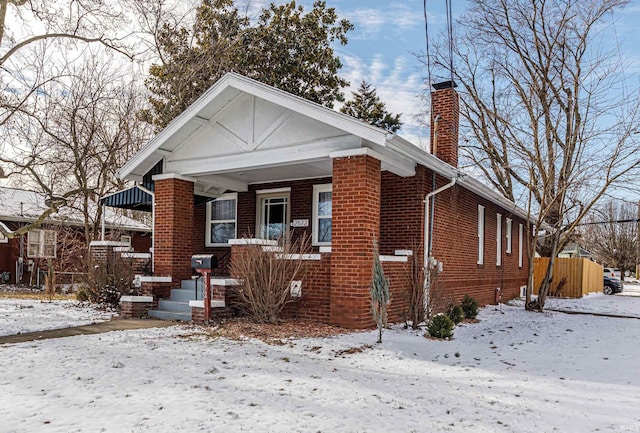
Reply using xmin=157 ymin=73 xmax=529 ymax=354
xmin=0 ymin=187 xmax=150 ymax=232
xmin=118 ymin=72 xmax=529 ymax=220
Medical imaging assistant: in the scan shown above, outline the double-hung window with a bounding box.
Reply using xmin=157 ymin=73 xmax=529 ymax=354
xmin=496 ymin=213 xmax=502 ymax=266
xmin=506 ymin=218 xmax=512 ymax=254
xmin=27 ymin=229 xmax=56 ymax=258
xmin=477 ymin=205 xmax=485 ymax=265
xmin=206 ymin=193 xmax=237 ymax=247
xmin=518 ymin=223 xmax=524 ymax=268
xmin=312 ymin=184 xmax=332 ymax=246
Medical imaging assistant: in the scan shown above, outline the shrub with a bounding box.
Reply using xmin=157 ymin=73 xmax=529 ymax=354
xmin=230 ymin=233 xmax=311 ymax=324
xmin=76 ymin=287 xmax=90 ymax=302
xmin=371 ymin=245 xmax=390 ymax=344
xmin=427 ymin=313 xmax=454 ymax=339
xmin=447 ymin=304 xmax=464 ymax=324
xmin=461 ymin=294 xmax=479 ymax=320
xmin=88 ymin=254 xmax=137 ymax=309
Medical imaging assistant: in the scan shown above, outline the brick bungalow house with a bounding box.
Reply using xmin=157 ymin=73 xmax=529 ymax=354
xmin=115 ymin=72 xmax=530 ymax=328
xmin=0 ymin=186 xmax=151 ymax=285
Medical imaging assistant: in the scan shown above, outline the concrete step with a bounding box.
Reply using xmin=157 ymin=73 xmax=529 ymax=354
xmin=157 ymin=299 xmax=192 ymax=313
xmin=180 ymin=278 xmax=205 ymax=290
xmin=170 ymin=288 xmax=203 ymax=302
xmin=148 ymin=309 xmax=192 ymax=322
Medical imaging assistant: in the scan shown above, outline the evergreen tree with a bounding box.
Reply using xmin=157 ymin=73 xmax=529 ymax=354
xmin=370 ymin=243 xmax=390 ymax=344
xmin=142 ymin=0 xmax=353 ymax=129
xmin=341 ymin=80 xmax=402 ymax=133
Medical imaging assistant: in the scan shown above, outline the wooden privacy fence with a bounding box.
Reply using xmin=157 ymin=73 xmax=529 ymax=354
xmin=534 ymin=257 xmax=603 ymax=298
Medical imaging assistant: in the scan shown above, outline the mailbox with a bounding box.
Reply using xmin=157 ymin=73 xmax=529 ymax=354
xmin=191 ymin=254 xmax=218 ymax=271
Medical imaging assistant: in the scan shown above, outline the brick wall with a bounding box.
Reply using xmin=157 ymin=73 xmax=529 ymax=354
xmin=154 ymin=177 xmax=194 ymax=283
xmin=330 ymin=155 xmax=381 ymax=329
xmin=382 ymin=260 xmax=412 ymax=323
xmin=283 ymin=254 xmax=331 ymax=322
xmin=430 ymin=179 xmax=529 ymax=308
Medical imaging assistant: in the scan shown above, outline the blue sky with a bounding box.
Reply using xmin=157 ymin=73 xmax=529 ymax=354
xmin=279 ymin=0 xmax=640 ymax=149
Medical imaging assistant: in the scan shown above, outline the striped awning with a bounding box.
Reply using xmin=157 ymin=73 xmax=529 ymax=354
xmin=100 ymin=186 xmax=153 ymax=212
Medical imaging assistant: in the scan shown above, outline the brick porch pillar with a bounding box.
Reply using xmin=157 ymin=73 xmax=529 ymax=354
xmin=330 ymin=154 xmax=381 ymax=329
xmin=152 ymin=174 xmax=194 ymax=285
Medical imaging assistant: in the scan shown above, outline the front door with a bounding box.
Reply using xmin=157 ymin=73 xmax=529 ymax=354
xmin=257 ymin=193 xmax=290 ymax=240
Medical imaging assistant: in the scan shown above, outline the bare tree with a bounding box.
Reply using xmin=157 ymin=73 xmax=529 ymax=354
xmin=426 ymin=0 xmax=640 ymax=310
xmin=580 ymin=201 xmax=639 ymax=279
xmin=4 ymin=53 xmax=152 ymax=247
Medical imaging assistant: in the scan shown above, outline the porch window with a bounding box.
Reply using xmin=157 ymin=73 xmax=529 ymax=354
xmin=477 ymin=205 xmax=485 ymax=265
xmin=27 ymin=229 xmax=56 ymax=258
xmin=256 ymin=189 xmax=290 ymax=241
xmin=312 ymin=184 xmax=332 ymax=245
xmin=506 ymin=218 xmax=512 ymax=254
xmin=206 ymin=193 xmax=237 ymax=247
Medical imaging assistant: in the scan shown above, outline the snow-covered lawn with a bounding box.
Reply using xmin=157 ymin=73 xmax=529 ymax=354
xmin=0 ymin=296 xmax=639 ymax=432
xmin=0 ymin=299 xmax=116 ymax=336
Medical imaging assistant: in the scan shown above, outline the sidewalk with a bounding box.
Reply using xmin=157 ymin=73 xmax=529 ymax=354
xmin=0 ymin=319 xmax=175 ymax=345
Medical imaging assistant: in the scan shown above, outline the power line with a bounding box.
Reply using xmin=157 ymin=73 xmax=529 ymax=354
xmin=576 ymin=218 xmax=640 ymax=226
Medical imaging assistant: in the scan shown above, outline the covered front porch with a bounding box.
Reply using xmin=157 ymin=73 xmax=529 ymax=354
xmin=117 ymin=73 xmax=423 ymax=328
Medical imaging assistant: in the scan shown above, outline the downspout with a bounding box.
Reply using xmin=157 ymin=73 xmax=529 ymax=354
xmin=136 ymin=183 xmax=155 ymax=274
xmin=423 ymin=176 xmax=457 ymax=317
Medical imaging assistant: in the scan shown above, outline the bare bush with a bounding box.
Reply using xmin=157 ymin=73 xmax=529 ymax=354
xmin=404 ymin=242 xmax=425 ymax=329
xmin=88 ymin=253 xmax=138 ymax=309
xmin=230 ymin=233 xmax=312 ymax=324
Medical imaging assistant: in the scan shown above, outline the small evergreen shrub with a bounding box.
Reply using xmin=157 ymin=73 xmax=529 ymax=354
xmin=427 ymin=313 xmax=454 ymax=339
xmin=447 ymin=304 xmax=464 ymax=324
xmin=462 ymin=294 xmax=479 ymax=320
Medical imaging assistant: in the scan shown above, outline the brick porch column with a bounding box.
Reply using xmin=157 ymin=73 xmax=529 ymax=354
xmin=152 ymin=174 xmax=194 ymax=285
xmin=330 ymin=154 xmax=381 ymax=329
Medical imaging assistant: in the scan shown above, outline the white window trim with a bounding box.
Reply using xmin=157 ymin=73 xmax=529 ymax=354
xmin=506 ymin=218 xmax=512 ymax=254
xmin=312 ymin=184 xmax=332 ymax=246
xmin=518 ymin=223 xmax=524 ymax=268
xmin=496 ymin=213 xmax=502 ymax=266
xmin=477 ymin=205 xmax=485 ymax=265
xmin=120 ymin=235 xmax=132 ymax=246
xmin=0 ymin=231 xmax=7 ymax=244
xmin=205 ymin=193 xmax=238 ymax=247
xmin=27 ymin=229 xmax=57 ymax=258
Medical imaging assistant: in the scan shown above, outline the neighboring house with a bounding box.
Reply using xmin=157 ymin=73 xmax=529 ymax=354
xmin=558 ymin=242 xmax=594 ymax=260
xmin=0 ymin=187 xmax=151 ymax=285
xmin=114 ymin=72 xmax=530 ymax=328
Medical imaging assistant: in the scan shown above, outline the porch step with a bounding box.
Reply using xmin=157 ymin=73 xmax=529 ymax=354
xmin=170 ymin=288 xmax=204 ymax=302
xmin=148 ymin=309 xmax=192 ymax=322
xmin=157 ymin=299 xmax=192 ymax=313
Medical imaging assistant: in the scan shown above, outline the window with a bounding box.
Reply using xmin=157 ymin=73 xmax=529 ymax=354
xmin=477 ymin=205 xmax=485 ymax=265
xmin=518 ymin=223 xmax=524 ymax=268
xmin=120 ymin=235 xmax=132 ymax=246
xmin=27 ymin=229 xmax=56 ymax=258
xmin=496 ymin=213 xmax=502 ymax=266
xmin=0 ymin=231 xmax=7 ymax=244
xmin=205 ymin=194 xmax=237 ymax=246
xmin=312 ymin=184 xmax=332 ymax=245
xmin=506 ymin=218 xmax=512 ymax=254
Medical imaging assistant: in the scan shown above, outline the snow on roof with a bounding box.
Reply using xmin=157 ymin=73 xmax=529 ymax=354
xmin=0 ymin=187 xmax=150 ymax=232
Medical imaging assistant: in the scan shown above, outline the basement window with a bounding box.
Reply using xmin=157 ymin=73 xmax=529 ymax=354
xmin=477 ymin=205 xmax=485 ymax=265
xmin=27 ymin=229 xmax=56 ymax=258
xmin=312 ymin=184 xmax=332 ymax=246
xmin=206 ymin=193 xmax=237 ymax=247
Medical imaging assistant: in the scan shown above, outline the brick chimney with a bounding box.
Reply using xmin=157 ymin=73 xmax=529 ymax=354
xmin=430 ymin=80 xmax=459 ymax=168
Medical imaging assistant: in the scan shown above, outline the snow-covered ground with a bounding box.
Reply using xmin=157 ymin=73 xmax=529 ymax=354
xmin=0 ymin=295 xmax=639 ymax=432
xmin=0 ymin=299 xmax=116 ymax=336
